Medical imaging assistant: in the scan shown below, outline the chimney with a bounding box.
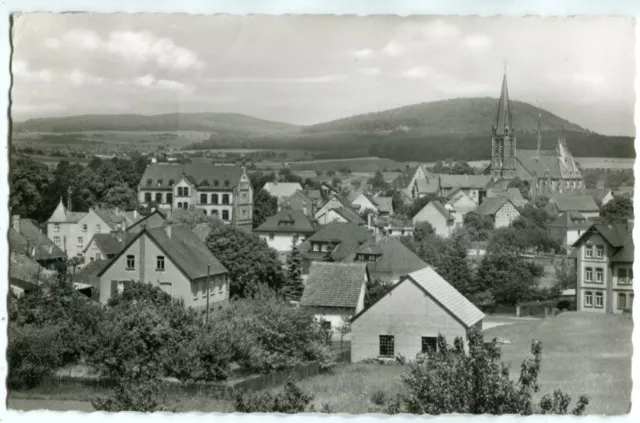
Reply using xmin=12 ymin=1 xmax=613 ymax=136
xmin=12 ymin=215 xmax=20 ymax=232
xmin=165 ymin=223 xmax=172 ymax=239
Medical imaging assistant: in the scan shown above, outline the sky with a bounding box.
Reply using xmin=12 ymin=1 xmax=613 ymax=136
xmin=10 ymin=14 xmax=636 ymax=135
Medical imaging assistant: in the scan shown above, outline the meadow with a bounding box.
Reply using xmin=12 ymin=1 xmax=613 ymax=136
xmin=8 ymin=311 xmax=632 ymax=415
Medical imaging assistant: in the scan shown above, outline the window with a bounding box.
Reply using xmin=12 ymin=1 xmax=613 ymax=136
xmin=222 ymin=194 xmax=230 ymax=205
xmin=211 ymin=194 xmax=219 ymax=204
xmin=117 ymin=281 xmax=125 ymax=294
xmin=242 ymin=193 xmax=247 ymax=201
xmin=379 ymin=335 xmax=395 ymax=358
xmin=77 ymin=237 xmax=83 ymax=247
xmin=126 ymin=255 xmax=135 ymax=270
xmin=54 ymin=224 xmax=60 ymax=232
xmin=618 ymin=293 xmax=627 ymax=310
xmin=145 ymin=193 xmax=152 ymax=203
xmin=156 ymin=255 xmax=165 ymax=271
xmin=211 ymin=209 xmax=219 ymax=216
xmin=585 ymin=246 xmax=593 ymax=258
xmin=242 ymin=209 xmax=247 ymax=217
xmin=269 ymin=233 xmax=275 ymax=240
xmin=585 ymin=267 xmax=593 ymax=282
xmin=321 ymin=244 xmax=329 ymax=252
xmin=53 ymin=236 xmax=60 ymax=245
xmin=312 ymin=243 xmax=320 ymax=252
xmin=321 ymin=321 xmax=331 ymax=330
xmin=96 ymin=224 xmax=101 ymax=233
xmin=222 ymin=210 xmax=229 ymax=221
xmin=214 ymin=180 xmax=219 ymax=187
xmin=595 ymin=268 xmax=604 ymax=283
xmin=155 ymin=193 xmax=163 ymax=203
xmin=82 ymin=224 xmax=87 ymax=232
xmin=177 ymin=187 xmax=183 ymax=197
xmin=421 ymin=337 xmax=438 ymax=354
xmin=200 ymin=194 xmax=208 ymax=204
xmin=584 ymin=291 xmax=593 ymax=307
xmin=595 ymin=245 xmax=604 ymax=258
xmin=595 ymin=292 xmax=604 ymax=308
xmin=166 ymin=193 xmax=173 ymax=204
xmin=224 ymin=180 xmax=230 ymax=187
xmin=184 ymin=187 xmax=189 ymax=197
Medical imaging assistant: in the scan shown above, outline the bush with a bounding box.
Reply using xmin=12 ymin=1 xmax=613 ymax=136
xmin=234 ymin=375 xmax=314 ymax=413
xmin=370 ymin=389 xmax=387 ymax=406
xmin=91 ymin=374 xmax=173 ymax=413
xmin=7 ymin=322 xmax=64 ymax=389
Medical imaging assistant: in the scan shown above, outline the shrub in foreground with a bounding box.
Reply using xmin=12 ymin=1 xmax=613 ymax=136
xmin=234 ymin=375 xmax=314 ymax=413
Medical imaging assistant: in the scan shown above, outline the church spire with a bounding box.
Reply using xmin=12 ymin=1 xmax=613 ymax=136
xmin=494 ymin=71 xmax=513 ymax=135
xmin=536 ymin=112 xmax=542 ymax=159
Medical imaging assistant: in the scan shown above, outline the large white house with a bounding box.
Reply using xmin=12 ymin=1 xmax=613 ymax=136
xmin=254 ymin=208 xmax=318 ymax=253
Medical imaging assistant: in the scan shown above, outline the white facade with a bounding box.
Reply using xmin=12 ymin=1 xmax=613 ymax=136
xmin=258 ymin=233 xmax=308 ymax=253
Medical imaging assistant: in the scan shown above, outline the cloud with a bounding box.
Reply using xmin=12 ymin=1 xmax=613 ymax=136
xmin=204 ymin=74 xmax=347 ymax=84
xmin=400 ymin=66 xmax=434 ymax=79
xmin=69 ymin=69 xmax=104 ymax=86
xmin=12 ymin=60 xmax=52 ymax=82
xmin=44 ymin=29 xmax=204 ymax=71
xmin=131 ymin=73 xmax=192 ymax=92
xmin=358 ymin=67 xmax=381 ymax=76
xmin=347 ymin=48 xmax=375 ymax=60
xmin=422 ymin=20 xmax=461 ymax=39
xmin=381 ymin=42 xmax=404 ymax=57
xmin=463 ymin=33 xmax=494 ymax=53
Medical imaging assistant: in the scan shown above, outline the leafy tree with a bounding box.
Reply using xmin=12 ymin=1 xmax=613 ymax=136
xmin=205 ymin=225 xmax=285 ymax=297
xmin=368 ymin=170 xmax=389 ymax=191
xmin=326 ymin=169 xmax=336 ymax=177
xmin=394 ymin=331 xmax=589 ymax=415
xmin=248 ymin=171 xmax=276 ymax=192
xmin=365 ymin=277 xmax=394 ymax=308
xmin=600 ymin=196 xmax=633 ymax=224
xmin=101 ymin=183 xmax=139 ymax=210
xmin=331 ymin=177 xmax=342 ymax=188
xmin=584 ymin=173 xmax=598 ymax=189
xmin=165 ymin=207 xmax=223 ymax=229
xmin=436 ymin=231 xmax=472 ymax=296
xmin=449 ymin=161 xmax=475 ymax=175
xmin=337 ymin=314 xmax=352 ymax=350
xmin=283 ymin=235 xmax=304 ymax=301
xmin=406 ymin=193 xmax=440 ymax=218
xmin=9 ymin=157 xmax=54 ymax=219
xmin=532 ymin=195 xmax=550 ymax=209
xmin=253 ymin=189 xmax=278 ymax=229
xmin=413 ymin=221 xmax=436 ymax=243
xmin=474 ymin=253 xmax=544 ymax=305
xmin=554 ymin=257 xmax=577 ymax=292
xmin=508 ymin=177 xmax=531 ymax=200
xmin=463 ymin=212 xmax=494 ymax=242
xmin=519 ymin=204 xmax=550 ymax=228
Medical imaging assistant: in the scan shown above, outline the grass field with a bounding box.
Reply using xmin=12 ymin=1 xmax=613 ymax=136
xmin=8 ymin=311 xmax=631 ymax=415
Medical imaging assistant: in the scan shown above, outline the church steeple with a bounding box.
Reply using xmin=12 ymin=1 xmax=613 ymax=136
xmin=494 ymin=72 xmax=513 ymax=135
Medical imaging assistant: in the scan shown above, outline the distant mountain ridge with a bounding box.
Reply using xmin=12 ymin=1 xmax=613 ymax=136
xmin=302 ymin=97 xmax=590 ymax=135
xmin=13 ymin=112 xmax=301 ymax=135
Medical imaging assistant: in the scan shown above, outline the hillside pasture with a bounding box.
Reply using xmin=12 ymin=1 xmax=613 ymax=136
xmin=576 ymin=157 xmax=635 ymax=170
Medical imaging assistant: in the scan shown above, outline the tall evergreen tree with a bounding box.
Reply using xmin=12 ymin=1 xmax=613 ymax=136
xmin=283 ymin=236 xmax=304 ymax=301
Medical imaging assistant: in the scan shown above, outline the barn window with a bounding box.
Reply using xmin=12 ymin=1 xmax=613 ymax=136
xmin=421 ymin=337 xmax=438 ymax=354
xmin=126 ymin=255 xmax=135 ymax=270
xmin=379 ymin=335 xmax=395 ymax=358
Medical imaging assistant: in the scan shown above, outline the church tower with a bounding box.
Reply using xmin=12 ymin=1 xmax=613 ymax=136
xmin=490 ymin=72 xmax=516 ymax=180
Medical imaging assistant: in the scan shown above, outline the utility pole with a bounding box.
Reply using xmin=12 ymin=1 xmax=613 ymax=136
xmin=206 ymin=264 xmax=211 ymax=325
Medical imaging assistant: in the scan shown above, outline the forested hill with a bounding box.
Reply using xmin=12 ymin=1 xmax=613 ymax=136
xmin=303 ymin=98 xmax=589 ymax=135
xmin=13 ymin=112 xmax=300 ymax=135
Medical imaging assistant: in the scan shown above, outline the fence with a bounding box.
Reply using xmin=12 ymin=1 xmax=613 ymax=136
xmin=517 ymin=300 xmax=561 ymax=318
xmin=29 ymin=361 xmax=322 ymax=401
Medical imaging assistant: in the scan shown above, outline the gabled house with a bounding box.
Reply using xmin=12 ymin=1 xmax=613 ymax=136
xmin=9 ymin=252 xmax=46 ymax=297
xmin=376 ymin=216 xmax=415 ymax=238
xmin=583 ymin=189 xmax=612 ymax=208
xmin=445 ymin=188 xmax=478 ymax=213
xmin=137 ymin=163 xmax=253 ymax=230
xmin=546 ymin=194 xmax=600 ymax=219
xmin=297 ymin=223 xmax=373 ymax=274
xmin=254 ymin=208 xmax=318 ymax=253
xmin=572 ymin=222 xmax=634 ymax=314
xmin=412 ymin=200 xmax=456 ymax=238
xmin=392 ymin=166 xmax=439 ymax=204
xmin=9 ymin=215 xmax=66 ymax=269
xmin=351 ymin=192 xmax=393 ymax=217
xmin=263 ymin=182 xmax=304 ymax=200
xmin=486 ymin=187 xmax=528 ymax=208
xmin=343 ymin=236 xmax=428 ymax=283
xmin=548 ymin=211 xmax=593 ymax=252
xmin=126 ymin=209 xmax=167 ymax=233
xmin=46 ymin=200 xmax=140 ymax=261
xmin=475 ymin=197 xmax=520 ymax=228
xmin=279 ymin=190 xmax=319 ymax=217
xmin=315 ymin=194 xmax=365 ymax=225
xmin=437 ymin=174 xmax=492 ymax=204
xmin=350 ymin=266 xmax=484 ymax=362
xmin=299 ymin=262 xmax=368 ymax=331
xmin=97 ymin=225 xmax=229 ymax=316
xmin=84 ymin=232 xmax=138 ymax=262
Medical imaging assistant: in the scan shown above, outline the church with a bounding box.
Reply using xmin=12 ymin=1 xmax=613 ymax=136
xmin=486 ymin=73 xmax=584 ymax=198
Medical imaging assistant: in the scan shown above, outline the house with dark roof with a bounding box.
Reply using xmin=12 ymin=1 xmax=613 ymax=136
xmin=84 ymin=232 xmax=138 ymax=261
xmin=9 ymin=252 xmax=46 ymax=297
xmin=445 ymin=188 xmax=478 ymax=216
xmin=343 ymin=236 xmax=428 ymax=283
xmin=299 ymin=262 xmax=368 ymax=331
xmin=254 ymin=208 xmax=318 ymax=254
xmin=297 ymin=223 xmax=373 ymax=275
xmin=412 ymin=200 xmax=457 ymax=238
xmin=9 ymin=215 xmax=66 ymax=268
xmin=126 ymin=209 xmax=167 ymax=233
xmin=572 ymin=222 xmax=634 ymax=314
xmin=548 ymin=211 xmax=593 ymax=252
xmin=392 ymin=166 xmax=439 ymax=204
xmin=137 ymin=163 xmax=253 ymax=230
xmin=97 ymin=224 xmax=229 ymax=316
xmin=486 ymin=187 xmax=528 ymax=208
xmin=351 ymin=192 xmax=394 ymax=217
xmin=350 ymin=266 xmax=484 ymax=362
xmin=475 ymin=197 xmax=520 ymax=228
xmin=315 ymin=194 xmax=365 ymax=225
xmin=46 ymin=199 xmax=142 ymax=262
xmin=546 ymin=194 xmax=600 ymax=219
xmin=279 ymin=190 xmax=320 ymax=217
xmin=437 ymin=174 xmax=492 ymax=205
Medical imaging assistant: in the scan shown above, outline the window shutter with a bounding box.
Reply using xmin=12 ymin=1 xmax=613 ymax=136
xmin=111 ymin=280 xmax=118 ymax=296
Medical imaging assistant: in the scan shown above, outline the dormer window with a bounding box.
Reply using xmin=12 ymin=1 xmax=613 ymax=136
xmin=168 ymin=179 xmax=175 ymax=186
xmin=200 ymin=180 xmax=209 ymax=187
xmin=146 ymin=179 xmax=152 ymax=186
xmin=214 ymin=180 xmax=219 ymax=187
xmin=157 ymin=179 xmax=163 ymax=187
xmin=224 ymin=180 xmax=230 ymax=187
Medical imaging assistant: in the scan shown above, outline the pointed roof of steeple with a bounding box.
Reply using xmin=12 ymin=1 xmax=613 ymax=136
xmin=494 ymin=72 xmax=513 ymax=135
xmin=48 ymin=198 xmax=68 ymax=223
